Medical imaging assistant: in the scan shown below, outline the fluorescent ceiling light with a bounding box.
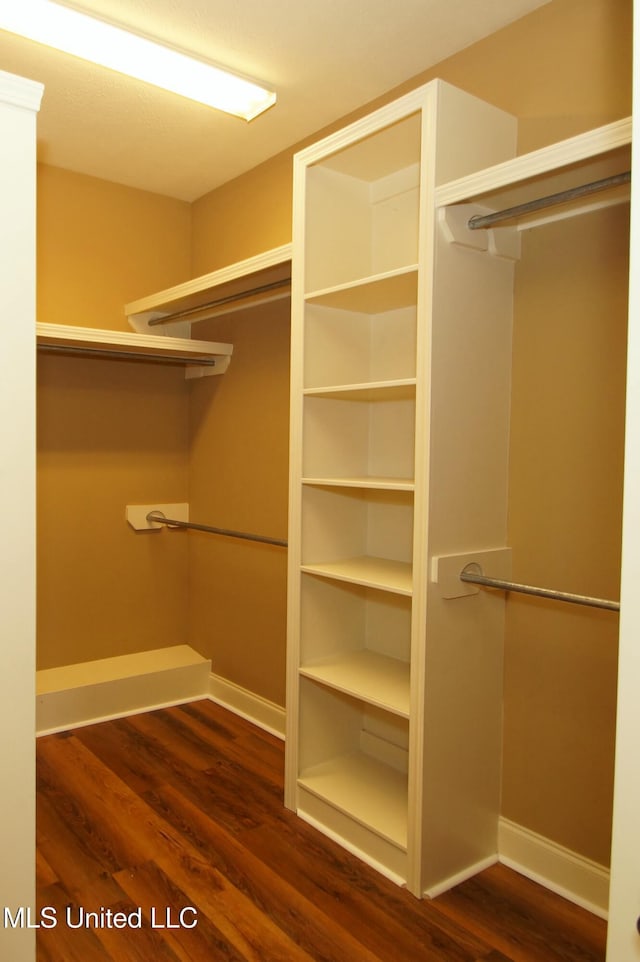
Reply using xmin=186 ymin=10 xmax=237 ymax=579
xmin=0 ymin=0 xmax=276 ymax=120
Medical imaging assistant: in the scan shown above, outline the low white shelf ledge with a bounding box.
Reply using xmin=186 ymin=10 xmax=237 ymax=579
xmin=36 ymin=322 xmax=233 ymax=378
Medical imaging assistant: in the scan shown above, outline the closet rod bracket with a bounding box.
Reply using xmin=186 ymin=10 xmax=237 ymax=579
xmin=126 ymin=503 xmax=189 ymax=531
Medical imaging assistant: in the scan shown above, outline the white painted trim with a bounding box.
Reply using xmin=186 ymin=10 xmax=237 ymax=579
xmin=0 ymin=68 xmax=44 ymax=111
xmin=0 ymin=66 xmax=41 ymax=962
xmin=208 ymin=673 xmax=285 ymax=739
xmin=36 ymin=647 xmax=211 ymax=735
xmin=37 ymin=695 xmax=208 ymax=737
xmin=498 ymin=817 xmax=610 ymax=919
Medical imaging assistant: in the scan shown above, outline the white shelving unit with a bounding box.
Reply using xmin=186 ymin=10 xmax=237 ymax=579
xmin=286 ymin=76 xmax=632 ymax=899
xmin=286 ymin=79 xmax=521 ymax=897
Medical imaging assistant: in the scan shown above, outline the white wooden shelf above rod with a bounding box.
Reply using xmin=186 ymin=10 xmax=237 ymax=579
xmin=36 ymin=323 xmax=233 ymax=378
xmin=126 ymin=243 xmax=292 ymax=337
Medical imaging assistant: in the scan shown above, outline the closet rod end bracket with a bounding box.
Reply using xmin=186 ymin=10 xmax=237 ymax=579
xmin=126 ymin=503 xmax=189 ymax=531
xmin=432 ymin=547 xmax=513 ymax=600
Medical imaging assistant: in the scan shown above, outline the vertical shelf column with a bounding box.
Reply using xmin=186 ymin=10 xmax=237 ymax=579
xmin=286 ymin=89 xmax=430 ymax=889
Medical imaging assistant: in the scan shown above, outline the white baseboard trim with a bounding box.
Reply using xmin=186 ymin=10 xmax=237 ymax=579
xmin=208 ymin=673 xmax=285 ymax=739
xmin=498 ymin=816 xmax=610 ymax=919
xmin=36 ymin=646 xmax=211 ymax=736
xmin=424 ymin=854 xmax=499 ymax=900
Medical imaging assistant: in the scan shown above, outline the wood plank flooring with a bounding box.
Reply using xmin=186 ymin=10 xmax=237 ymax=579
xmin=36 ymin=700 xmax=607 ymax=961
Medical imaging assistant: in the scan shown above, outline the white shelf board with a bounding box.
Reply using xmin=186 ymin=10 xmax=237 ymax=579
xmin=303 ymin=379 xmax=416 ymax=402
xmin=302 ymin=476 xmax=414 ymax=491
xmin=36 ymin=322 xmax=233 ymax=369
xmin=300 ymin=650 xmax=410 ymax=717
xmin=305 ymin=266 xmax=418 ymax=313
xmin=434 ymin=116 xmax=632 ymax=208
xmin=299 ymin=750 xmax=408 ymax=850
xmin=125 ymin=243 xmax=292 ymax=330
xmin=300 ymin=556 xmax=413 ymax=595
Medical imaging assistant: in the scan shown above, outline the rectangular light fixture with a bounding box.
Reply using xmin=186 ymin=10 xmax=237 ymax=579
xmin=0 ymin=0 xmax=276 ymax=120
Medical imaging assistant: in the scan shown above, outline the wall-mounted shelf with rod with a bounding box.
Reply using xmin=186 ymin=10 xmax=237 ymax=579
xmin=436 ymin=117 xmax=631 ymax=238
xmin=36 ymin=322 xmax=233 ymax=378
xmin=125 ymin=243 xmax=292 ymax=336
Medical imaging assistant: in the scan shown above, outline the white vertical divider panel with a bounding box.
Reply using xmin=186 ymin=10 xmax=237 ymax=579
xmin=0 ymin=70 xmax=44 ymax=962
xmin=606 ymin=4 xmax=640 ymax=956
xmin=418 ymin=81 xmax=517 ymax=898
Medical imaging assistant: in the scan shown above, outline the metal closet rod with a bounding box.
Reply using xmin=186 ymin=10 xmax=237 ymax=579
xmin=460 ymin=564 xmax=619 ymax=612
xmin=147 ymin=277 xmax=292 ymax=327
xmin=467 ymin=170 xmax=631 ymax=231
xmin=147 ymin=511 xmax=288 ymax=548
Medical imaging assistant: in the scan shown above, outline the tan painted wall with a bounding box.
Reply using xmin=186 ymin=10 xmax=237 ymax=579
xmin=504 ymin=206 xmax=628 ymax=865
xmin=36 ymin=166 xmax=192 ymax=669
xmin=189 ymin=0 xmax=631 ymax=864
xmin=187 ymin=301 xmax=290 ymax=704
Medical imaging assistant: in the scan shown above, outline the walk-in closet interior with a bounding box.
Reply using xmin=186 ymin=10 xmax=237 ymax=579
xmin=1 ymin=0 xmax=634 ymax=942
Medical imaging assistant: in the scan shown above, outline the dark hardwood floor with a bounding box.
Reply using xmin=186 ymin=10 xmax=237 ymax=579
xmin=36 ymin=700 xmax=607 ymax=961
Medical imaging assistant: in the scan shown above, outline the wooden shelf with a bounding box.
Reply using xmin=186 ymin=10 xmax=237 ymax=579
xmin=299 ymin=751 xmax=408 ymax=850
xmin=302 ymin=476 xmax=414 ymax=491
xmin=36 ymin=322 xmax=233 ymax=377
xmin=300 ymin=650 xmax=410 ymax=717
xmin=300 ymin=556 xmax=413 ymax=595
xmin=126 ymin=244 xmax=292 ymax=332
xmin=435 ymin=117 xmax=632 ymax=229
xmin=305 ymin=266 xmax=418 ymax=313
xmin=304 ymin=379 xmax=416 ymax=401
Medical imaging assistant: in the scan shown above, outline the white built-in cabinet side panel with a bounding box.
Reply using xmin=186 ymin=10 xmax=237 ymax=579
xmin=419 ymin=217 xmax=514 ymax=894
xmin=409 ymin=84 xmax=516 ymax=897
xmin=433 ymin=80 xmax=518 ymax=185
xmin=606 ymin=6 xmax=640 ymax=956
xmin=0 ymin=69 xmax=43 ymax=962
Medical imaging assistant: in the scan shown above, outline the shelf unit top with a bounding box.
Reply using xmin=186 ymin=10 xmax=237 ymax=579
xmin=125 ymin=243 xmax=292 ymax=331
xmin=317 ymin=112 xmax=422 ymax=182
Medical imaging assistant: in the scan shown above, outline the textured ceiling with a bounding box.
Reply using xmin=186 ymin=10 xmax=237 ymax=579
xmin=0 ymin=0 xmax=550 ymax=201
